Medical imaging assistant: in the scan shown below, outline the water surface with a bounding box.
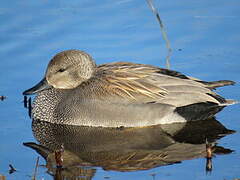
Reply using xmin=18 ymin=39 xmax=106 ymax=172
xmin=0 ymin=0 xmax=239 ymax=179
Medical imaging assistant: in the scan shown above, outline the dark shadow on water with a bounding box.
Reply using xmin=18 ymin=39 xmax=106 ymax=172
xmin=23 ymin=118 xmax=234 ymax=179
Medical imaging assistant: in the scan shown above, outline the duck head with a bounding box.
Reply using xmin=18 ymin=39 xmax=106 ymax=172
xmin=23 ymin=50 xmax=96 ymax=95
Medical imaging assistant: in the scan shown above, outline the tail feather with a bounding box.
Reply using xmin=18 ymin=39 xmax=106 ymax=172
xmin=220 ymin=99 xmax=238 ymax=106
xmin=197 ymin=80 xmax=235 ymax=89
xmin=175 ymin=102 xmax=224 ymax=121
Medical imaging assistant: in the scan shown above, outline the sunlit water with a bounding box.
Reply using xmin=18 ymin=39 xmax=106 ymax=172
xmin=0 ymin=0 xmax=239 ymax=179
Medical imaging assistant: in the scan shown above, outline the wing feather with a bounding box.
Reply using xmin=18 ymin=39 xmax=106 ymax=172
xmin=96 ymin=62 xmax=168 ymax=100
xmin=93 ymin=62 xmax=226 ymax=105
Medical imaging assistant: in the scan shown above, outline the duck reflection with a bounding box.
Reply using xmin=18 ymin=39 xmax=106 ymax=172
xmin=24 ymin=117 xmax=234 ymax=179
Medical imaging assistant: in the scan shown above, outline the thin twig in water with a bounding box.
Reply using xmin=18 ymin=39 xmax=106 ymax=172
xmin=32 ymin=156 xmax=40 ymax=180
xmin=206 ymin=140 xmax=213 ymax=159
xmin=205 ymin=138 xmax=214 ymax=173
xmin=150 ymin=173 xmax=156 ymax=180
xmin=146 ymin=0 xmax=172 ymax=69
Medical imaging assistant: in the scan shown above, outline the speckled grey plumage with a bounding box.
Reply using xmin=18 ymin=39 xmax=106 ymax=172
xmin=32 ymin=88 xmax=178 ymax=127
xmin=25 ymin=50 xmax=236 ymax=127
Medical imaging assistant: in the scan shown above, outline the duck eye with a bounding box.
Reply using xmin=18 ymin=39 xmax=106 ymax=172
xmin=58 ymin=68 xmax=65 ymax=73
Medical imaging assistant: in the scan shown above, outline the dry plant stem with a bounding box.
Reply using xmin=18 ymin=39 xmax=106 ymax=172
xmin=206 ymin=158 xmax=213 ymax=173
xmin=205 ymin=139 xmax=213 ymax=159
xmin=146 ymin=0 xmax=172 ymax=69
xmin=205 ymin=139 xmax=213 ymax=173
xmin=32 ymin=156 xmax=40 ymax=180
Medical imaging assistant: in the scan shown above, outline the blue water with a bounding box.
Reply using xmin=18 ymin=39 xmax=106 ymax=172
xmin=0 ymin=0 xmax=239 ymax=179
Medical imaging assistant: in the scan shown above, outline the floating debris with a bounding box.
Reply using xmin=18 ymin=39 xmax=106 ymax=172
xmin=32 ymin=156 xmax=40 ymax=180
xmin=55 ymin=144 xmax=64 ymax=168
xmin=0 ymin=96 xmax=6 ymax=101
xmin=104 ymin=176 xmax=110 ymax=179
xmin=9 ymin=164 xmax=16 ymax=174
xmin=0 ymin=174 xmax=6 ymax=180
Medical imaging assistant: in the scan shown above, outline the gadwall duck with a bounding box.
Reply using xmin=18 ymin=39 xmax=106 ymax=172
xmin=23 ymin=50 xmax=236 ymax=127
